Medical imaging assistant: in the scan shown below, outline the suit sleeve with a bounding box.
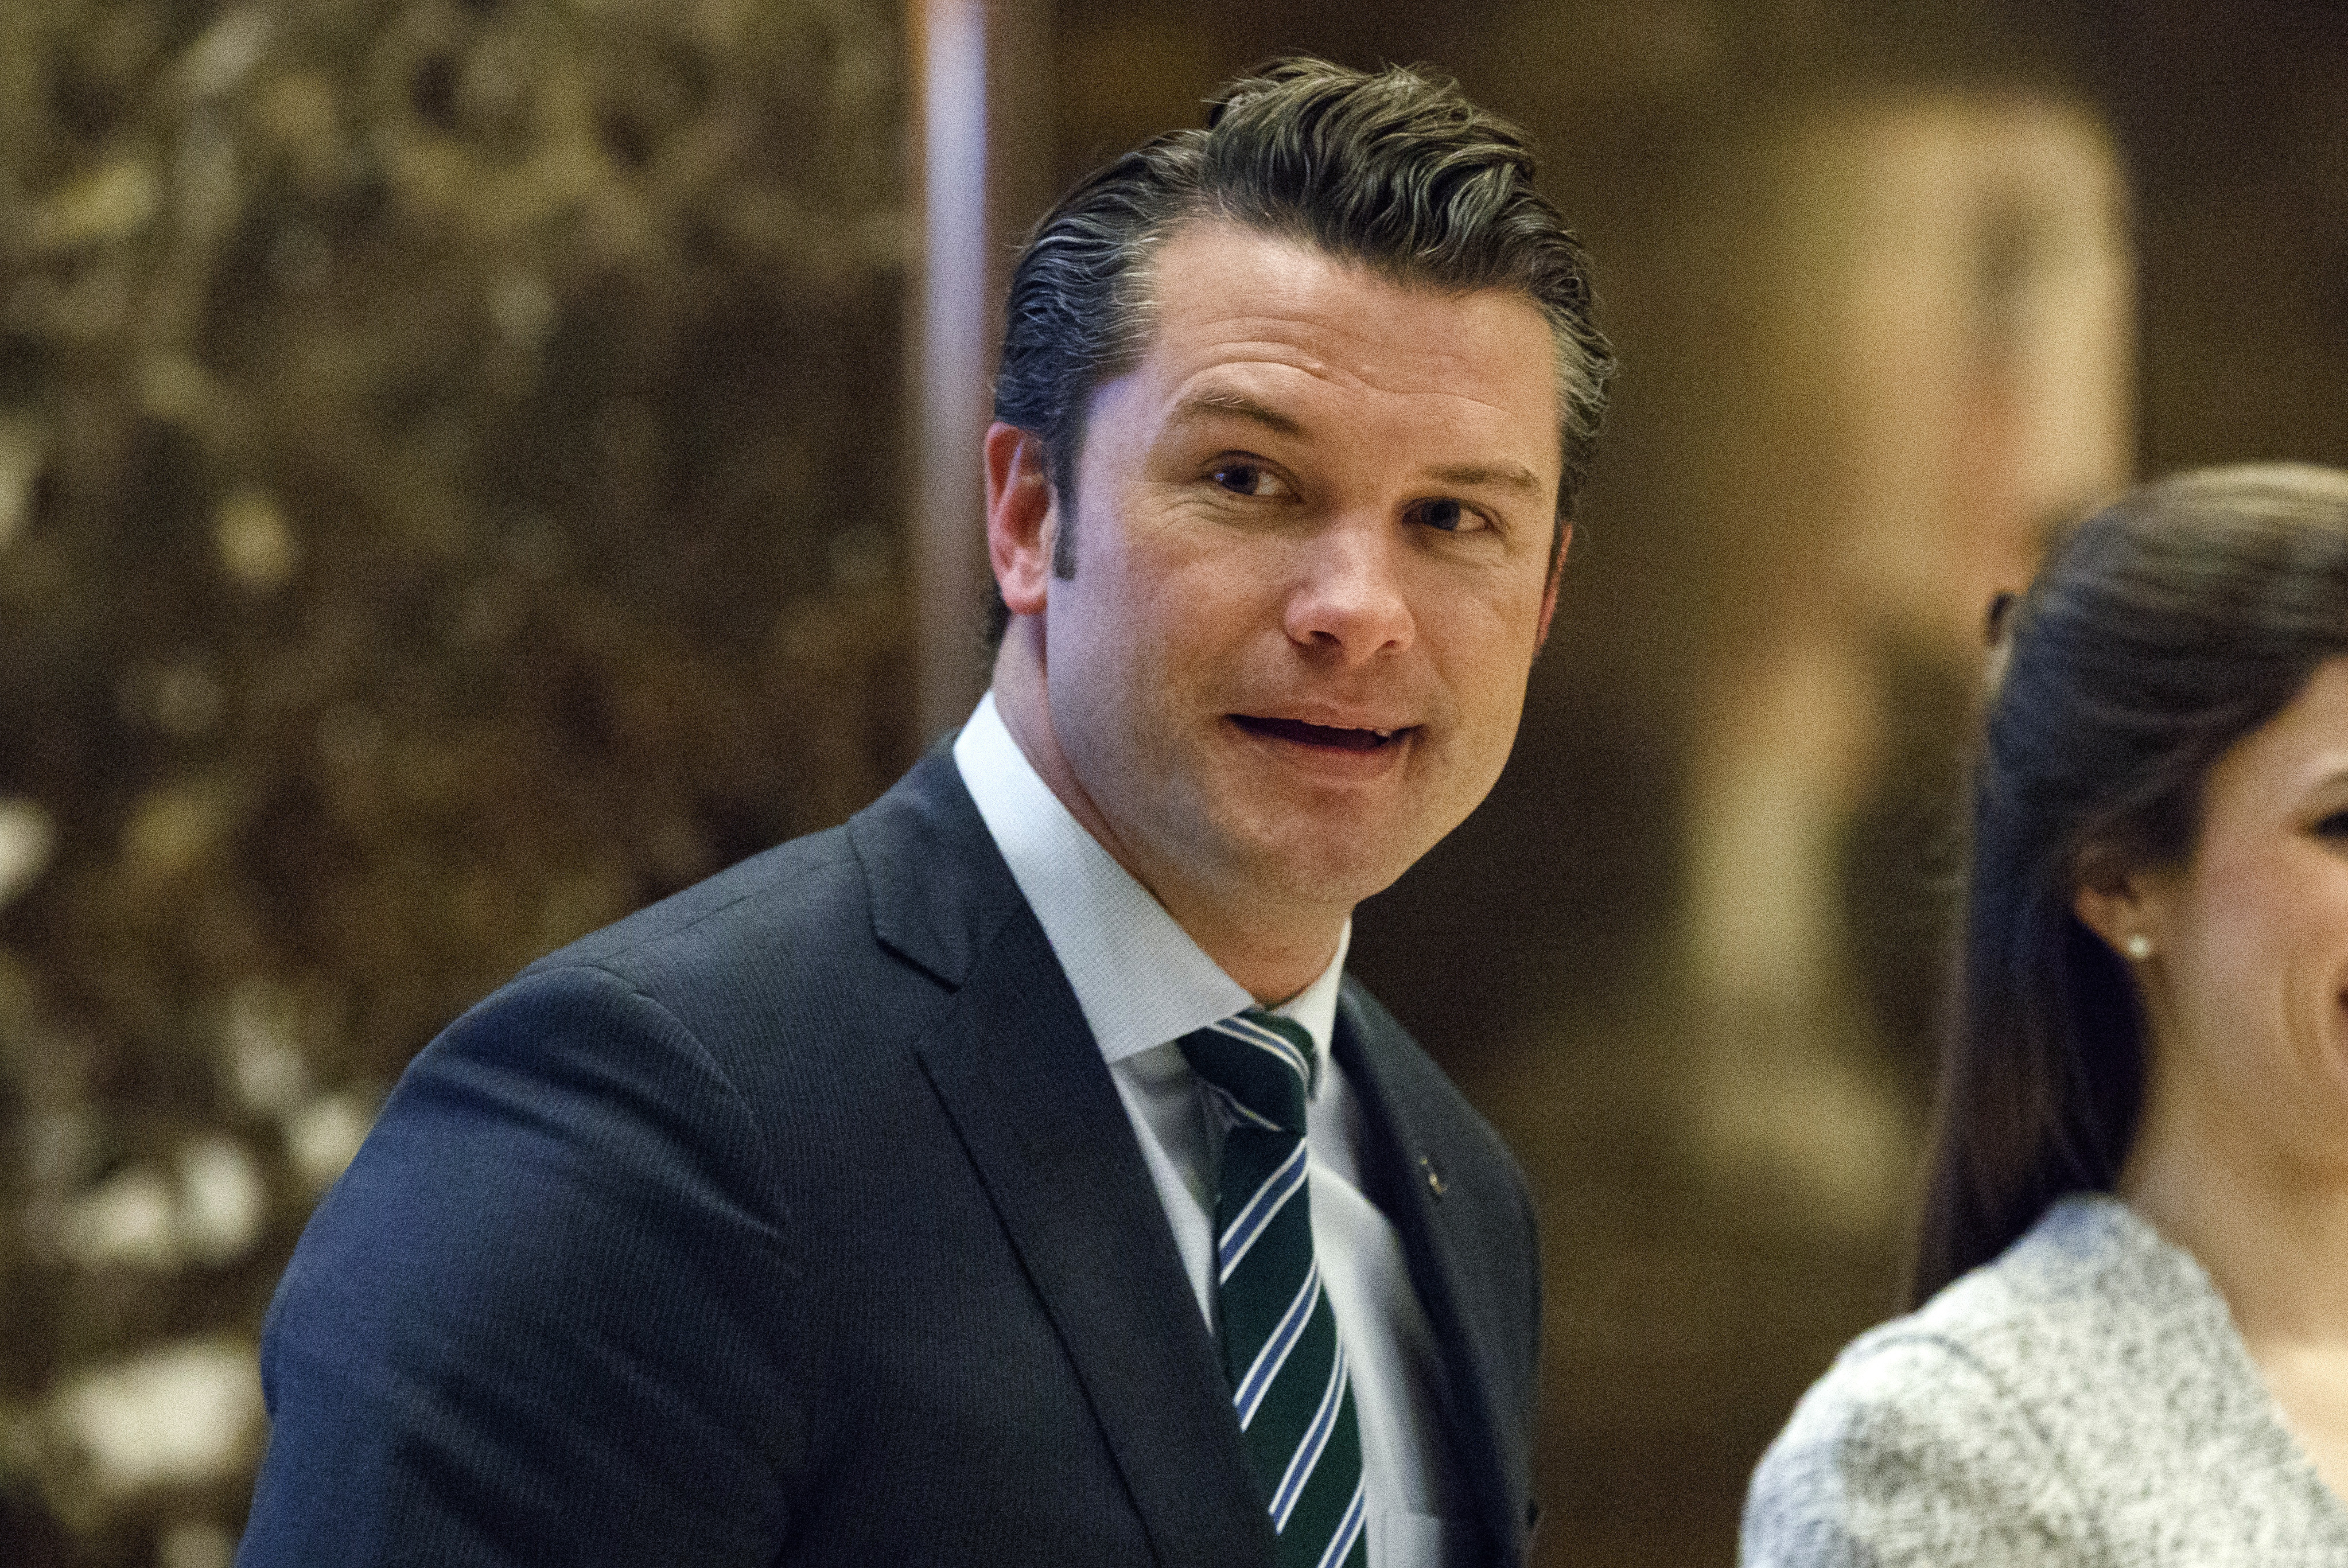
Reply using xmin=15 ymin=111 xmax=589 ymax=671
xmin=1739 ymin=1334 xmax=2104 ymax=1568
xmin=237 ymin=963 xmax=802 ymax=1566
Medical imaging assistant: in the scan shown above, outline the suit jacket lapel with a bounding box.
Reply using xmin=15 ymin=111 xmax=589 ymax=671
xmin=1334 ymin=985 xmax=1536 ymax=1568
xmin=849 ymin=753 xmax=1275 ymax=1568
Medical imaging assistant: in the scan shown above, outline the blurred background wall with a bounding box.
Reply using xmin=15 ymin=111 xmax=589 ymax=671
xmin=1 ymin=0 xmax=2343 ymax=1564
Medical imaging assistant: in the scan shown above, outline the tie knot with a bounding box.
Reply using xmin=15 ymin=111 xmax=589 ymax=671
xmin=1179 ymin=1009 xmax=1315 ymax=1135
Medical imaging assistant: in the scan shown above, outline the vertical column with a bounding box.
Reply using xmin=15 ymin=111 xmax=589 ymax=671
xmin=909 ymin=0 xmax=1049 ymax=744
xmin=911 ymin=0 xmax=990 ymax=743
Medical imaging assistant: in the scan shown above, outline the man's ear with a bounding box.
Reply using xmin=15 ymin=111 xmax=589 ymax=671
xmin=1534 ymin=521 xmax=1572 ymax=652
xmin=2071 ymin=846 xmax=2166 ymax=962
xmin=986 ymin=422 xmax=1056 ymax=618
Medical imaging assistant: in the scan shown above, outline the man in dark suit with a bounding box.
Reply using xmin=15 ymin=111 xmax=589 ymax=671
xmin=237 ymin=57 xmax=1612 ymax=1568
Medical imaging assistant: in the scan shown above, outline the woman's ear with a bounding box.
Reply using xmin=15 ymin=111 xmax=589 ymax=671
xmin=2071 ymin=846 xmax=2166 ymax=963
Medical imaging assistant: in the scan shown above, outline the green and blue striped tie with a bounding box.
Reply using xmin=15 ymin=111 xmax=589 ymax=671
xmin=1180 ymin=1009 xmax=1369 ymax=1568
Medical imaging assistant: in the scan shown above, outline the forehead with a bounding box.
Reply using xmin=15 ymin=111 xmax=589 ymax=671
xmin=2204 ymin=655 xmax=2348 ymax=823
xmin=1125 ymin=220 xmax=1562 ymax=457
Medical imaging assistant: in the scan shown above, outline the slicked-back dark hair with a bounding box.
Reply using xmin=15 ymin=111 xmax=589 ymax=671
xmin=990 ymin=57 xmax=1613 ymax=631
xmin=1912 ymin=464 xmax=2348 ymax=1305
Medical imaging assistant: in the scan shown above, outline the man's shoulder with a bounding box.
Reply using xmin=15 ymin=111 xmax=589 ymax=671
xmin=527 ymin=817 xmax=866 ymax=986
xmin=520 ymin=748 xmax=1014 ymax=998
xmin=424 ymin=749 xmax=1032 ymax=1091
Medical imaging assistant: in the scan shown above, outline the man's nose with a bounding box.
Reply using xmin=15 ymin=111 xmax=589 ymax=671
xmin=1282 ymin=519 xmax=1415 ymax=662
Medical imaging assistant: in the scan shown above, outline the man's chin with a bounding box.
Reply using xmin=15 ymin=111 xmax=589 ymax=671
xmin=1227 ymin=832 xmax=1423 ymax=915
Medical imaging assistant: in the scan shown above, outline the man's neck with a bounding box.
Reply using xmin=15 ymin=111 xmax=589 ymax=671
xmin=987 ymin=629 xmax=1347 ymax=1003
xmin=1157 ymin=903 xmax=1346 ymax=1007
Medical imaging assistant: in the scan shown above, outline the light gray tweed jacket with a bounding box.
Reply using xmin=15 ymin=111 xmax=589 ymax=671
xmin=1741 ymin=1193 xmax=2348 ymax=1566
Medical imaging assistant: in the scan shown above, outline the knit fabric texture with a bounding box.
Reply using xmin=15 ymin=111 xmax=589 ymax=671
xmin=1741 ymin=1192 xmax=2348 ymax=1566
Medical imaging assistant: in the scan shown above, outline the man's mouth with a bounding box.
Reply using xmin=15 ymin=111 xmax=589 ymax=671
xmin=1231 ymin=715 xmax=1408 ymax=752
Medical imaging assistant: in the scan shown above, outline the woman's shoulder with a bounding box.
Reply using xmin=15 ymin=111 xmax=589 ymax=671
xmin=1820 ymin=1192 xmax=2232 ymax=1404
xmin=1737 ymin=1205 xmax=2115 ymax=1566
xmin=1743 ymin=1193 xmax=2342 ymax=1567
xmin=1739 ymin=1196 xmax=2157 ymax=1564
xmin=1900 ymin=1190 xmax=2223 ymax=1361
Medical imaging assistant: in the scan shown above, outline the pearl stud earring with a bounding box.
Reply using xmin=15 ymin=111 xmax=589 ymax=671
xmin=2122 ymin=934 xmax=2153 ymax=961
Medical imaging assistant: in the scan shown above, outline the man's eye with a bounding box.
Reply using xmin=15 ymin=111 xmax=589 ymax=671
xmin=1412 ymin=498 xmax=1481 ymax=533
xmin=1210 ymin=462 xmax=1276 ymax=496
xmin=2316 ymin=810 xmax=2348 ymax=840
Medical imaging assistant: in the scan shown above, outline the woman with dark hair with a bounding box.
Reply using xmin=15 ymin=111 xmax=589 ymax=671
xmin=1742 ymin=464 xmax=2348 ymax=1563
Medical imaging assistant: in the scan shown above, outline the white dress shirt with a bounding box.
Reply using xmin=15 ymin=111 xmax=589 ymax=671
xmin=954 ymin=694 xmax=1478 ymax=1568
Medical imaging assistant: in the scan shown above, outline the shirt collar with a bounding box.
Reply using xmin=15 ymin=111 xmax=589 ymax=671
xmin=952 ymin=692 xmax=1349 ymax=1068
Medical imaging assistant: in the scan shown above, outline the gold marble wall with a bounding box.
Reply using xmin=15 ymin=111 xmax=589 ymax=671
xmin=0 ymin=2 xmax=909 ymax=1561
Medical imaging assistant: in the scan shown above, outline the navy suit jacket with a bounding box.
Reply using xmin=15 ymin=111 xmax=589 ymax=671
xmin=238 ymin=749 xmax=1542 ymax=1566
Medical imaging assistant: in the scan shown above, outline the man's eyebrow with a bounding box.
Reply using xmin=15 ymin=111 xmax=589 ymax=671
xmin=1168 ymin=392 xmax=1545 ymax=495
xmin=1165 ymin=389 xmax=1303 ymax=437
xmin=1422 ymin=462 xmax=1544 ymax=495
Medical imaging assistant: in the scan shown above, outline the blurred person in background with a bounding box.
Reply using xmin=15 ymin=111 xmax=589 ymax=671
xmin=1456 ymin=94 xmax=2132 ymax=1554
xmin=1743 ymin=464 xmax=2348 ymax=1563
xmin=1668 ymin=96 xmax=2132 ymax=1232
xmin=235 ymin=57 xmax=1611 ymax=1568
